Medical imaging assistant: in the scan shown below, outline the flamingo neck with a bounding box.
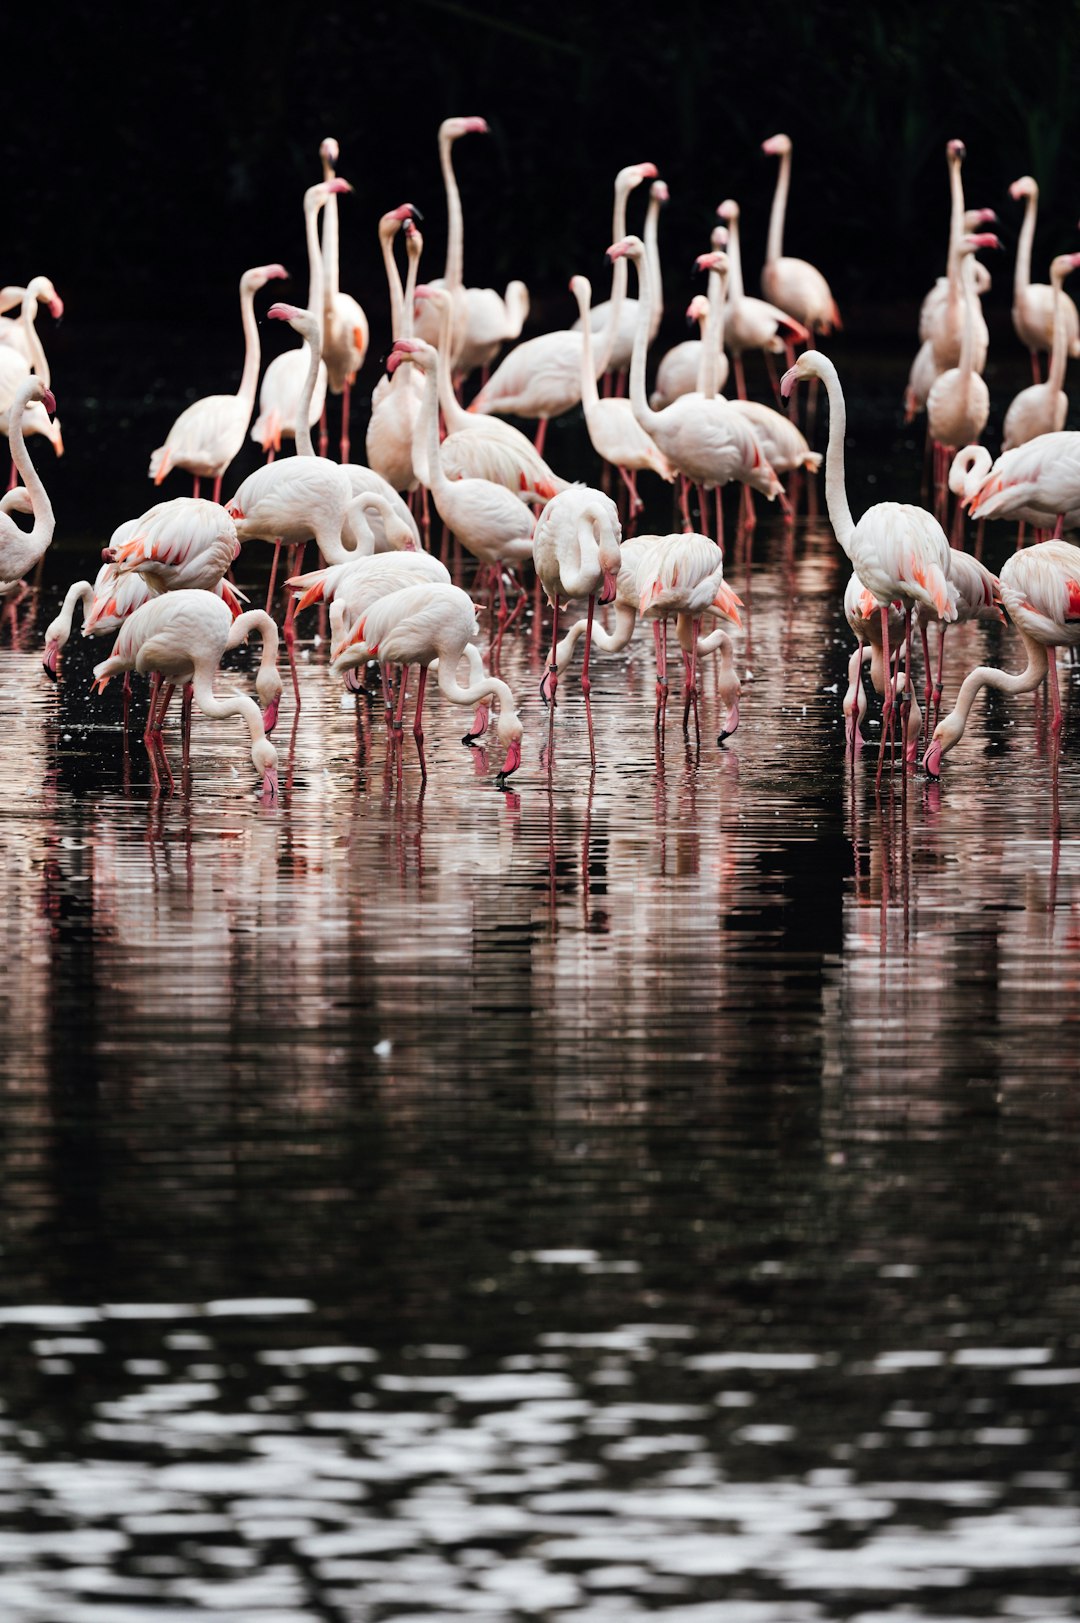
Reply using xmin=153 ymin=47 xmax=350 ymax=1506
xmin=957 ymin=255 xmax=977 ymax=379
xmin=724 ymin=215 xmax=745 ymax=300
xmin=381 ymin=226 xmax=406 ymax=340
xmin=434 ymin=300 xmax=470 ymax=431
xmin=697 ymin=265 xmax=727 ymax=398
xmin=346 ymin=497 xmax=390 ymax=557
xmin=1048 ymin=272 xmax=1069 ymax=393
xmin=191 ymin=666 xmax=272 ymax=771
xmin=1014 ymin=189 xmax=1036 ymax=298
xmin=401 ymin=236 xmax=422 ymax=342
xmin=627 ymin=253 xmax=662 ymax=434
xmin=814 ymin=358 xmax=856 ymax=554
xmin=574 ymin=286 xmax=602 ymax=413
xmin=941 ymin=634 xmax=1049 ymax=750
xmin=8 ymin=392 xmax=53 ymax=562
xmin=434 ymin=655 xmax=514 ymax=716
xmin=235 ymin=276 xmax=263 ymax=417
xmin=945 ymin=156 xmax=966 ymax=280
xmin=293 ymin=330 xmax=323 ymax=458
xmin=20 ymin=288 xmax=49 ymax=386
xmin=304 ymin=198 xmax=325 ymax=329
xmin=322 ymin=186 xmax=340 ymax=305
xmin=441 ymin=132 xmax=465 ymax=289
xmin=49 ymin=579 xmax=94 ymax=646
xmin=643 ymin=193 xmax=664 ymax=338
xmin=765 ymin=149 xmax=790 ymax=266
xmin=419 ymin=361 xmax=451 ymax=501
xmin=228 ymin=609 xmax=280 ymax=693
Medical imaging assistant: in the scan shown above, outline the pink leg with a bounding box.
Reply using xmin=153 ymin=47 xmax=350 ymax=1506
xmin=265 ymin=540 xmax=282 ymax=614
xmin=1054 ymin=512 xmax=1065 ymax=539
xmin=541 ymin=595 xmax=560 ymax=708
xmin=875 ymin=605 xmax=892 ymax=791
xmin=340 ymin=380 xmax=351 ymax=464
xmin=902 ymin=606 xmax=915 ymax=767
xmin=733 ymin=353 xmax=747 ymax=400
xmin=919 ymin=620 xmax=933 ymax=710
xmin=652 ymin=619 xmax=668 ymax=726
xmin=715 ymin=487 xmax=724 ymax=553
xmin=143 ymin=673 xmax=162 ymax=748
xmin=181 ymin=681 xmax=193 ymax=763
xmin=283 ymin=545 xmax=303 ymax=709
xmin=319 ymin=402 xmax=329 ymax=458
xmin=412 ymin=665 xmax=428 ymax=778
xmin=1048 ymin=646 xmax=1064 ymax=734
xmin=392 ymin=665 xmax=409 ymax=733
xmin=192 ymin=476 xmax=201 ymax=499
xmin=582 ymin=595 xmax=596 ymax=761
xmin=212 ymin=475 xmax=222 ymax=505
xmin=1030 ymin=350 xmax=1042 ymax=385
xmin=679 ymin=479 xmax=693 ymax=531
xmin=534 ymin=418 xmax=548 ymax=458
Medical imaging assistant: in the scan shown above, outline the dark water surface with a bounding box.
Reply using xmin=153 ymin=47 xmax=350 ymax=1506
xmin=2 ymin=367 xmax=1080 ymax=1617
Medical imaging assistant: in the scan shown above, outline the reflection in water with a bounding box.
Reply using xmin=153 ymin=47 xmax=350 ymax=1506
xmin=2 ymin=511 xmax=1080 ymax=1618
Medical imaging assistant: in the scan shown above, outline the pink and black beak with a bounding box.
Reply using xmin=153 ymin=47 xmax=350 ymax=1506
xmin=42 ymin=638 xmax=59 ymax=680
xmin=600 ymin=570 xmax=618 ymax=605
xmin=42 ymin=388 xmax=56 ymax=417
xmin=462 ymin=702 xmax=490 ymax=745
xmin=495 ymin=738 xmax=521 ymax=790
xmin=48 ymin=294 xmax=64 ymax=322
xmin=261 ymin=768 xmax=279 ymax=803
xmin=718 ymin=697 xmax=740 ymax=744
xmin=262 ymin=697 xmax=280 ymax=735
xmin=923 ymin=739 xmax=943 ymax=777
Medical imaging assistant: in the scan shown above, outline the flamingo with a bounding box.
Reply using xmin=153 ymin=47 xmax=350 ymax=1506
xmin=0 ymin=286 xmax=64 ymax=476
xmin=917 ymin=207 xmax=996 ymax=347
xmin=924 ymin=142 xmax=990 ymax=376
xmin=411 ymin=115 xmax=491 ymax=368
xmin=534 ymin=488 xmax=622 ymax=743
xmin=651 ymin=294 xmax=728 ymax=410
xmin=635 ymin=531 xmax=744 ymax=733
xmin=287 ymin=493 xmax=439 ymax=617
xmin=389 ymin=339 xmax=535 ymax=618
xmin=468 ymin=162 xmax=654 ymax=448
xmin=318 ymin=137 xmax=369 ymax=461
xmin=926 ymin=233 xmax=999 ymax=525
xmin=781 ymin=350 xmax=956 ymax=784
xmin=251 ymin=179 xmax=351 ymax=455
xmin=964 ymin=432 xmax=1080 ymax=533
xmin=609 ymin=234 xmax=783 ymax=538
xmin=842 ymin=576 xmax=910 ymax=750
xmin=570 ymin=274 xmax=674 ymax=515
xmin=919 ymin=546 xmax=1002 ymax=721
xmin=1010 ymin=175 xmax=1080 ymax=381
xmin=1002 ymin=254 xmax=1080 ymax=450
xmin=92 ymin=591 xmax=282 ymax=796
xmin=924 ymin=541 xmax=1080 ymax=772
xmin=329 ymin=581 xmax=523 ymax=787
xmin=367 ymin=210 xmax=426 ymax=491
xmin=148 ymin=263 xmax=288 ymax=501
xmin=0 ymin=378 xmax=56 ymax=591
xmin=42 ymin=562 xmax=243 ymax=677
xmin=715 ymin=199 xmax=810 ymax=400
xmin=572 ymin=173 xmax=667 ymax=378
xmin=104 ymin=498 xmax=243 ymax=604
xmin=411 ymin=284 xmax=568 ymax=499
xmin=0 ymin=275 xmax=63 ymax=365
xmin=760 ymin=134 xmax=841 ymax=333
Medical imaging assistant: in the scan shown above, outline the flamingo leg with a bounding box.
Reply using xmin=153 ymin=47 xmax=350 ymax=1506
xmin=392 ymin=665 xmax=409 ymax=735
xmin=617 ymin=464 xmax=642 ymax=517
xmin=534 ymin=418 xmax=548 ymax=458
xmin=318 ymin=402 xmax=329 ymax=458
xmin=1048 ymin=646 xmax=1064 ymax=735
xmin=679 ymin=479 xmax=693 ymax=532
xmin=876 ymin=605 xmax=892 ymax=792
xmin=919 ymin=620 xmax=933 ymax=711
xmin=212 ymin=475 xmax=222 ymax=505
xmin=715 ymin=486 xmax=724 ymax=553
xmin=902 ymin=607 xmax=915 ymax=766
xmin=934 ymin=626 xmax=947 ymax=719
xmin=265 ymin=540 xmax=282 ymax=614
xmin=181 ymin=681 xmax=193 ymax=764
xmin=1030 ymin=350 xmax=1042 ymax=386
xmin=143 ymin=673 xmax=162 ymax=749
xmin=412 ymin=665 xmax=428 ymax=779
xmin=541 ymin=595 xmax=560 ymax=709
xmin=653 ymin=620 xmax=668 ymax=728
xmin=733 ymin=353 xmax=747 ymax=400
xmin=340 ymin=380 xmax=351 ymax=464
xmin=192 ymin=476 xmax=201 ymax=499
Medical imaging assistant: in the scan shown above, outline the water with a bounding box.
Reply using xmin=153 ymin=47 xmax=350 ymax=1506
xmin=2 ymin=384 xmax=1080 ymax=1616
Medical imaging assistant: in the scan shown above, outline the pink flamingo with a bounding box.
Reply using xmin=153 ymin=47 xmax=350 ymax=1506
xmin=1010 ymin=176 xmax=1080 ymax=381
xmin=760 ymin=134 xmax=841 ymax=334
xmin=1002 ymin=254 xmax=1080 ymax=450
xmin=318 ymin=137 xmax=369 ymax=461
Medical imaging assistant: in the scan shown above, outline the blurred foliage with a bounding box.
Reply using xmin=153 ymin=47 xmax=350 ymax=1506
xmin=5 ymin=0 xmax=1080 ymax=323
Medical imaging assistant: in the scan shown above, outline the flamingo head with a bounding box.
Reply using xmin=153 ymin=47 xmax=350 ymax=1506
xmin=716 ymin=198 xmax=739 ymax=223
xmin=923 ymin=710 xmax=964 ymax=777
xmin=319 ymin=136 xmax=340 ymax=168
xmin=413 ymin=283 xmax=449 ymax=308
xmin=617 ymin=162 xmax=658 ymax=194
xmin=246 ymin=263 xmax=289 ymax=292
xmin=780 ymin=351 xmax=821 ymax=398
xmin=1009 ymin=175 xmax=1037 ymax=201
xmin=252 ymin=736 xmax=279 ymax=797
xmin=444 ymin=115 xmax=489 ymax=139
xmin=685 ymin=293 xmax=709 ymax=325
xmin=606 ymin=234 xmax=644 ymax=265
xmin=695 ymin=250 xmax=728 ymax=277
xmin=761 ymin=133 xmax=791 ymax=156
xmin=25 ymin=380 xmax=56 ymax=416
xmin=965 ymin=207 xmax=997 ymax=226
xmin=1050 ymin=252 xmax=1080 ymax=284
xmin=718 ymin=694 xmax=740 ymax=743
xmin=494 ymin=711 xmax=523 ymax=788
xmin=387 ymin=337 xmax=434 ymax=375
xmin=947 ymin=138 xmax=966 ymax=162
xmin=961 ymin=233 xmax=1001 ymax=255
xmin=651 ymin=179 xmax=670 ymax=204
xmin=948 ymin=445 xmax=991 ymax=504
xmin=42 ymin=637 xmax=60 ymax=679
xmin=388 ymin=201 xmax=423 ymax=223
xmin=569 ymin=274 xmax=591 ymax=307
xmin=307 ymin=178 xmax=352 ymax=211
xmin=267 ymin=301 xmax=319 ymax=346
xmin=710 ymin=224 xmax=729 ymax=250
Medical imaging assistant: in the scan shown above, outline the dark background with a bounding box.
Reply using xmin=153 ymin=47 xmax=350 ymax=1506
xmin=5 ymin=0 xmax=1080 ymax=533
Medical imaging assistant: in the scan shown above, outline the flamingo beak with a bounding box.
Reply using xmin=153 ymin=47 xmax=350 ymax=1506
xmin=262 ymin=768 xmax=280 ymax=801
xmin=600 ymin=570 xmax=618 ymax=604
xmin=48 ymin=296 xmax=64 ymax=321
xmin=495 ymin=738 xmax=521 ymax=788
xmin=718 ymin=698 xmax=740 ymax=742
xmin=262 ymin=697 xmax=280 ymax=734
xmin=780 ymin=366 xmax=799 ymax=399
xmin=42 ymin=638 xmax=59 ymax=679
xmin=923 ymin=739 xmax=943 ymax=777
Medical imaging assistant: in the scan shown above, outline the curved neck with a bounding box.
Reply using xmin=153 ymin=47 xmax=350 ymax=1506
xmin=814 ymin=362 xmax=856 ymax=553
xmin=440 ymin=132 xmax=465 ymax=288
xmin=574 ymin=286 xmax=602 ymax=412
xmin=1048 ymin=273 xmax=1069 ymax=392
xmin=21 ymin=289 xmax=49 ymax=385
xmin=228 ymin=609 xmax=280 ymax=687
xmin=643 ymin=194 xmax=664 ymax=338
xmin=50 ymin=579 xmax=94 ymax=643
xmin=381 ymin=226 xmax=406 ymax=339
xmin=191 ymin=667 xmax=270 ymax=768
xmin=434 ymin=655 xmax=514 ymax=716
xmin=304 ymin=201 xmax=325 ymax=327
xmin=627 ymin=254 xmax=662 ymax=433
xmin=9 ymin=392 xmax=53 ymax=549
xmin=346 ymin=496 xmax=390 ymax=556
xmin=765 ymin=150 xmax=790 ymax=266
xmin=944 ymin=634 xmax=1049 ymax=748
xmin=725 ymin=216 xmax=744 ymax=300
xmin=235 ymin=277 xmax=262 ymax=416
xmin=1015 ymin=190 xmax=1037 ymax=297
